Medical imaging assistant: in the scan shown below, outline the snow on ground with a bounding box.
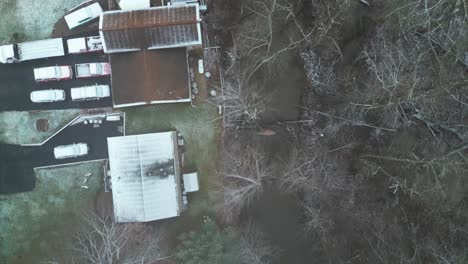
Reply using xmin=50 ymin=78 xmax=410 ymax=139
xmin=0 ymin=0 xmax=83 ymax=43
xmin=0 ymin=161 xmax=103 ymax=264
xmin=0 ymin=109 xmax=81 ymax=145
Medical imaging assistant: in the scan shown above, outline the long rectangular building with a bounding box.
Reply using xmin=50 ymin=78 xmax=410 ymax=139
xmin=107 ymin=132 xmax=183 ymax=222
xmin=99 ymin=3 xmax=202 ymax=53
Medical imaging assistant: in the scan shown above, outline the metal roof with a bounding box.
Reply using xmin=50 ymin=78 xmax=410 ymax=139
xmin=99 ymin=4 xmax=202 ymax=53
xmin=183 ymin=172 xmax=199 ymax=192
xmin=107 ymin=132 xmax=182 ymax=222
xmin=109 ymin=48 xmax=191 ymax=108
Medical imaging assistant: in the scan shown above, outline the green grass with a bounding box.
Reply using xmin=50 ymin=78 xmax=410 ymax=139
xmin=0 ymin=110 xmax=81 ymax=145
xmin=125 ymin=102 xmax=222 ymax=193
xmin=0 ymin=161 xmax=104 ymax=264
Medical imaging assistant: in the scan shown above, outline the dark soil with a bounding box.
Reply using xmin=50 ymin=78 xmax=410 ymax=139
xmin=36 ymin=119 xmax=49 ymax=132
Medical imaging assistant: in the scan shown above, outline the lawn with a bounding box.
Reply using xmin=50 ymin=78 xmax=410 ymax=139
xmin=0 ymin=161 xmax=104 ymax=264
xmin=0 ymin=109 xmax=81 ymax=145
xmin=0 ymin=0 xmax=83 ymax=44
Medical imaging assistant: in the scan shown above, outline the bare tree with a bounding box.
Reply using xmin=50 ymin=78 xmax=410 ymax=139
xmin=214 ymin=0 xmax=316 ymax=127
xmin=69 ymin=211 xmax=165 ymax=264
xmin=221 ymin=146 xmax=273 ymax=222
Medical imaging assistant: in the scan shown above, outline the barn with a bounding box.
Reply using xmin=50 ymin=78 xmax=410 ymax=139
xmin=99 ymin=4 xmax=202 ymax=107
xmin=107 ymin=132 xmax=183 ymax=222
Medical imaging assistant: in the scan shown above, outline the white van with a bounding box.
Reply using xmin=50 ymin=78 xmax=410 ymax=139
xmin=65 ymin=3 xmax=103 ymax=30
xmin=71 ymin=85 xmax=110 ymax=101
xmin=54 ymin=143 xmax=89 ymax=159
xmin=30 ymin=90 xmax=66 ymax=103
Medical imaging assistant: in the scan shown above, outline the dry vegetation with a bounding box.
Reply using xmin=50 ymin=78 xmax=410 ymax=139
xmin=215 ymin=0 xmax=468 ymax=263
xmin=43 ymin=211 xmax=165 ymax=264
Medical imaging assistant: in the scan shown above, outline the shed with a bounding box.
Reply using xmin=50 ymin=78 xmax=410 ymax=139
xmin=109 ymin=48 xmax=191 ymax=108
xmin=107 ymin=132 xmax=183 ymax=222
xmin=99 ymin=4 xmax=202 ymax=53
xmin=183 ymin=172 xmax=199 ymax=192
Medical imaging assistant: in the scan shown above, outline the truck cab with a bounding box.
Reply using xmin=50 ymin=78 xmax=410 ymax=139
xmin=0 ymin=44 xmax=19 ymax=63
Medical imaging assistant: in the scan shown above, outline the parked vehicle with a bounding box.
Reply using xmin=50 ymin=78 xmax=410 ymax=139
xmin=0 ymin=38 xmax=64 ymax=64
xmin=75 ymin=62 xmax=111 ymax=78
xmin=30 ymin=90 xmax=66 ymax=103
xmin=34 ymin=65 xmax=72 ymax=82
xmin=54 ymin=143 xmax=89 ymax=159
xmin=71 ymin=85 xmax=110 ymax=101
xmin=65 ymin=2 xmax=103 ymax=30
xmin=67 ymin=36 xmax=103 ymax=54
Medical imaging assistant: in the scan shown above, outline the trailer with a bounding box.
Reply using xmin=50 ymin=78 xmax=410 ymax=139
xmin=67 ymin=36 xmax=103 ymax=54
xmin=0 ymin=38 xmax=65 ymax=64
xmin=75 ymin=62 xmax=111 ymax=78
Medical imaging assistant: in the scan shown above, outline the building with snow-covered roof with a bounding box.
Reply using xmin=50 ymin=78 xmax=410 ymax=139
xmin=107 ymin=132 xmax=184 ymax=222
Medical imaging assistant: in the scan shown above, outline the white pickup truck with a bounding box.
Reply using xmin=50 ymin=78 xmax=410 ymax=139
xmin=71 ymin=85 xmax=110 ymax=101
xmin=75 ymin=62 xmax=111 ymax=78
xmin=67 ymin=36 xmax=103 ymax=54
xmin=0 ymin=38 xmax=65 ymax=64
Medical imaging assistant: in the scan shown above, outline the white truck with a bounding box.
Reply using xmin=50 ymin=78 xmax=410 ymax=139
xmin=75 ymin=62 xmax=111 ymax=78
xmin=65 ymin=2 xmax=103 ymax=30
xmin=71 ymin=85 xmax=111 ymax=101
xmin=67 ymin=36 xmax=103 ymax=54
xmin=0 ymin=38 xmax=65 ymax=64
xmin=54 ymin=143 xmax=89 ymax=159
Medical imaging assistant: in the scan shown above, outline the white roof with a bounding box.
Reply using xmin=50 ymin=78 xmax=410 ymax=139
xmin=107 ymin=132 xmax=182 ymax=222
xmin=183 ymin=172 xmax=199 ymax=192
xmin=34 ymin=67 xmax=58 ymax=79
xmin=65 ymin=2 xmax=103 ymax=29
xmin=119 ymin=0 xmax=150 ymax=10
xmin=67 ymin=38 xmax=86 ymax=53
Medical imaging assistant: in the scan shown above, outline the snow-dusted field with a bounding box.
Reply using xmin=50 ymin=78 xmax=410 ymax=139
xmin=0 ymin=109 xmax=81 ymax=145
xmin=0 ymin=0 xmax=83 ymax=43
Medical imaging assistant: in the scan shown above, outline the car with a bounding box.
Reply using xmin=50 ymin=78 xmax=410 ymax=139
xmin=34 ymin=65 xmax=72 ymax=82
xmin=54 ymin=143 xmax=89 ymax=159
xmin=67 ymin=36 xmax=103 ymax=54
xmin=71 ymin=84 xmax=111 ymax=101
xmin=30 ymin=90 xmax=66 ymax=103
xmin=64 ymin=2 xmax=103 ymax=30
xmin=75 ymin=62 xmax=111 ymax=78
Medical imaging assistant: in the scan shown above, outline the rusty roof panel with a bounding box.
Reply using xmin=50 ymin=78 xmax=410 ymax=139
xmin=110 ymin=48 xmax=190 ymax=107
xmin=100 ymin=4 xmax=201 ymax=52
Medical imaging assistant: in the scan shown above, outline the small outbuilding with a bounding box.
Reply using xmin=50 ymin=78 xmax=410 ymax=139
xmin=107 ymin=132 xmax=183 ymax=222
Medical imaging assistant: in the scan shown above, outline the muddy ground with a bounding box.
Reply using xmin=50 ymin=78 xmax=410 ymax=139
xmin=213 ymin=0 xmax=467 ymax=263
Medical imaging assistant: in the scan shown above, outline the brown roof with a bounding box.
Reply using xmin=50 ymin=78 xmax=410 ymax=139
xmin=100 ymin=4 xmax=201 ymax=53
xmin=110 ymin=48 xmax=190 ymax=107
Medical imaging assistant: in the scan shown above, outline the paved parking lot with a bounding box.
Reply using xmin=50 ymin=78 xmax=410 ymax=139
xmin=0 ymin=36 xmax=112 ymax=111
xmin=0 ymin=114 xmax=124 ymax=193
